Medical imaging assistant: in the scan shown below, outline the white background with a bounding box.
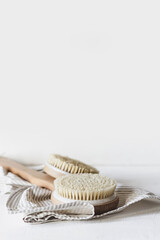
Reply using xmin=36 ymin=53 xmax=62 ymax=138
xmin=0 ymin=0 xmax=160 ymax=165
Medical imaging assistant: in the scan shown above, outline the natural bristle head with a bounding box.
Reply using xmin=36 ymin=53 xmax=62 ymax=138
xmin=48 ymin=154 xmax=99 ymax=174
xmin=54 ymin=174 xmax=116 ymax=201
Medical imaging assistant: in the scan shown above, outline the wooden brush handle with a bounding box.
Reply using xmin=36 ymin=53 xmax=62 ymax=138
xmin=0 ymin=156 xmax=54 ymax=191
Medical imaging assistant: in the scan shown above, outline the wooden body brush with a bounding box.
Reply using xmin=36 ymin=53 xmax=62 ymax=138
xmin=52 ymin=173 xmax=119 ymax=215
xmin=44 ymin=154 xmax=99 ymax=178
xmin=0 ymin=156 xmax=119 ymax=215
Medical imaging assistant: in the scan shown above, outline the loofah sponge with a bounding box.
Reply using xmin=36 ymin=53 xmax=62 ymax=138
xmin=54 ymin=174 xmax=117 ymax=201
xmin=48 ymin=154 xmax=99 ymax=174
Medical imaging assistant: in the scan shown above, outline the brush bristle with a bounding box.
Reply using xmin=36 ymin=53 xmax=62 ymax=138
xmin=48 ymin=154 xmax=99 ymax=174
xmin=54 ymin=174 xmax=116 ymax=201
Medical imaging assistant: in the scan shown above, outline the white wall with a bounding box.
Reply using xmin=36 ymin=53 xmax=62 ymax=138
xmin=0 ymin=0 xmax=160 ymax=165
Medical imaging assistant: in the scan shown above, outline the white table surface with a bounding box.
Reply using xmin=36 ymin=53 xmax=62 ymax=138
xmin=1 ymin=166 xmax=160 ymax=240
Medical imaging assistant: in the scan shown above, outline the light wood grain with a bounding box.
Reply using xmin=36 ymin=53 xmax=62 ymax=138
xmin=51 ymin=193 xmax=119 ymax=215
xmin=0 ymin=156 xmax=54 ymax=191
xmin=44 ymin=164 xmax=66 ymax=178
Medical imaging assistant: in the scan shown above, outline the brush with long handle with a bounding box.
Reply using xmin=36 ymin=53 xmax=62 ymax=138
xmin=0 ymin=156 xmax=54 ymax=191
xmin=0 ymin=156 xmax=119 ymax=215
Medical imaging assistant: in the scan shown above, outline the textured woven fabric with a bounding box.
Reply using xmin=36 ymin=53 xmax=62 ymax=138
xmin=0 ymin=166 xmax=160 ymax=224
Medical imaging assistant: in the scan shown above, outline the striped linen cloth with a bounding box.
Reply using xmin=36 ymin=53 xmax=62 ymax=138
xmin=0 ymin=165 xmax=160 ymax=224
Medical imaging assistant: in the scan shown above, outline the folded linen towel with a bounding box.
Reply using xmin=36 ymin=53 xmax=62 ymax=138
xmin=0 ymin=165 xmax=160 ymax=224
